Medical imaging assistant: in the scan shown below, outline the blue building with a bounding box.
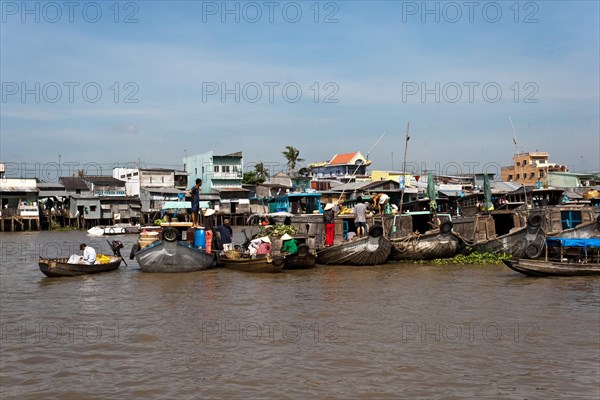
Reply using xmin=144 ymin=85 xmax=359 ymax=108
xmin=183 ymin=151 xmax=244 ymax=193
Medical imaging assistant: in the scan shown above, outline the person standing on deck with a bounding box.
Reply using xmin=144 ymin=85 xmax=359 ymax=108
xmin=203 ymin=209 xmax=216 ymax=254
xmin=354 ymin=198 xmax=367 ymax=238
xmin=189 ymin=179 xmax=202 ymax=228
xmin=323 ymin=203 xmax=336 ymax=246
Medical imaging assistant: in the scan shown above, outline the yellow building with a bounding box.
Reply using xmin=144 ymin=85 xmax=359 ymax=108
xmin=500 ymin=152 xmax=568 ymax=185
xmin=370 ymin=171 xmax=413 ymax=187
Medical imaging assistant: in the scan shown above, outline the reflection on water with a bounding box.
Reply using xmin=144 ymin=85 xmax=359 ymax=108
xmin=1 ymin=231 xmax=599 ymax=399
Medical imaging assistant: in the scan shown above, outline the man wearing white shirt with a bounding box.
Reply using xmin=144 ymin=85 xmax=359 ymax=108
xmin=80 ymin=243 xmax=96 ymax=264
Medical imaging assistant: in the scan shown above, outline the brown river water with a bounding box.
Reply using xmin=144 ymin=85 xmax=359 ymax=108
xmin=1 ymin=231 xmax=599 ymax=399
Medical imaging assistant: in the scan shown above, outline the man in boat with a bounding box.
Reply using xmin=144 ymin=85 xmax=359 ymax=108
xmin=354 ymin=198 xmax=367 ymax=238
xmin=371 ymin=192 xmax=390 ymax=215
xmin=323 ymin=203 xmax=336 ymax=246
xmin=189 ymin=178 xmax=202 ymax=228
xmin=281 ymin=233 xmax=298 ymax=255
xmin=80 ymin=243 xmax=97 ymax=265
xmin=216 ymin=219 xmax=233 ymax=251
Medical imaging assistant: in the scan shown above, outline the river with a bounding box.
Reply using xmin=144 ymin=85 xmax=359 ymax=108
xmin=1 ymin=231 xmax=599 ymax=399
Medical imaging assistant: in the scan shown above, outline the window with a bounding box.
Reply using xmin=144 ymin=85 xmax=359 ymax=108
xmin=539 ymin=171 xmax=545 ymax=178
xmin=222 ymin=166 xmax=230 ymax=173
xmin=195 ymin=168 xmax=197 ymax=175
xmin=233 ymin=166 xmax=239 ymax=172
xmin=90 ymin=205 xmax=97 ymax=212
xmin=133 ymin=172 xmax=138 ymax=176
xmin=523 ymin=160 xmax=527 ymax=166
xmin=150 ymin=177 xmax=152 ymax=183
xmin=516 ymin=162 xmax=520 ymax=167
xmin=530 ymin=172 xmax=535 ymax=178
xmin=214 ymin=166 xmax=220 ymax=173
xmin=161 ymin=177 xmax=164 ymax=183
xmin=508 ymin=175 xmax=513 ymax=181
xmin=120 ymin=175 xmax=125 ymax=179
xmin=516 ymin=174 xmax=520 ymax=179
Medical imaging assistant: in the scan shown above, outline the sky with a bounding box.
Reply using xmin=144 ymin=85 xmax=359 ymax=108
xmin=1 ymin=0 xmax=599 ymax=179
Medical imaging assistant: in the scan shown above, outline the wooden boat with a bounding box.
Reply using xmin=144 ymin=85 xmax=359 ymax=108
xmin=39 ymin=256 xmax=122 ymax=277
xmin=503 ymin=237 xmax=600 ymax=276
xmin=87 ymin=224 xmax=140 ymax=236
xmin=135 ymin=240 xmax=215 ymax=273
xmin=220 ymin=254 xmax=285 ymax=273
xmin=316 ymin=226 xmax=392 ymax=266
xmin=389 ymin=225 xmax=462 ymax=261
xmin=283 ymin=245 xmax=317 ymax=270
xmin=133 ymin=223 xmax=216 ymax=273
xmin=470 ymin=214 xmax=545 ymax=258
xmin=502 ymin=258 xmax=600 ymax=276
xmin=548 ymin=220 xmax=600 ymax=239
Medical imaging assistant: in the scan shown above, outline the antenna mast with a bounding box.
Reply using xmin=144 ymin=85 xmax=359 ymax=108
xmin=509 ymin=115 xmax=528 ymax=211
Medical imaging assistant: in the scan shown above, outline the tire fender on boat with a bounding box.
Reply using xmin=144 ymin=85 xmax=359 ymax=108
xmin=272 ymin=256 xmax=285 ymax=268
xmin=369 ymin=224 xmax=384 ymax=238
xmin=525 ymin=243 xmax=542 ymax=259
xmin=163 ymin=228 xmax=178 ymax=242
xmin=297 ymin=244 xmax=309 ymax=257
xmin=129 ymin=243 xmax=140 ymax=260
xmin=527 ymin=214 xmax=543 ymax=228
xmin=440 ymin=221 xmax=453 ymax=234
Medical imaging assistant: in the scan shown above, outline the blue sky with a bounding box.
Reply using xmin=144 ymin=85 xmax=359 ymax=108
xmin=1 ymin=0 xmax=599 ymax=178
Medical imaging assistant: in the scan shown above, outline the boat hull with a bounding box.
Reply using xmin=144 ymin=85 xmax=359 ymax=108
xmin=472 ymin=225 xmax=544 ymax=258
xmin=221 ymin=255 xmax=285 ymax=273
xmin=503 ymin=258 xmax=600 ymax=276
xmin=389 ymin=231 xmax=461 ymax=261
xmin=283 ymin=252 xmax=317 ymax=270
xmin=39 ymin=257 xmax=122 ymax=277
xmin=548 ymin=220 xmax=600 ymax=239
xmin=317 ymin=235 xmax=392 ymax=266
xmin=135 ymin=241 xmax=215 ymax=273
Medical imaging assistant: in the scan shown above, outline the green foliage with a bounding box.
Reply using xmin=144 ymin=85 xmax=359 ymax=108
xmin=242 ymin=171 xmax=266 ymax=185
xmin=153 ymin=219 xmax=163 ymax=226
xmin=49 ymin=221 xmax=76 ymax=231
xmin=412 ymin=252 xmax=511 ymax=265
xmin=256 ymin=224 xmax=298 ymax=238
xmin=282 ymin=146 xmax=304 ymax=172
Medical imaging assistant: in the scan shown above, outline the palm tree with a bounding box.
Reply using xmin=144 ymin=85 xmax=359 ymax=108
xmin=255 ymin=161 xmax=270 ymax=182
xmin=282 ymin=146 xmax=305 ymax=173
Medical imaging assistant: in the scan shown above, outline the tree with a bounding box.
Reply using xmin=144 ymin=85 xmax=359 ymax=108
xmin=254 ymin=161 xmax=270 ymax=181
xmin=242 ymin=172 xmax=262 ymax=185
xmin=242 ymin=162 xmax=270 ymax=185
xmin=282 ymin=146 xmax=305 ymax=173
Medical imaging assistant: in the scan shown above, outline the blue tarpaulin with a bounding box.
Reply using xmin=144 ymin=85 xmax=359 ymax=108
xmin=547 ymin=238 xmax=600 ymax=248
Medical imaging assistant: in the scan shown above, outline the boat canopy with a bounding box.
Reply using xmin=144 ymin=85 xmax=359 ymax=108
xmin=547 ymin=238 xmax=600 ymax=248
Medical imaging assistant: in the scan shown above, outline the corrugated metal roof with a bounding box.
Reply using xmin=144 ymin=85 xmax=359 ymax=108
xmin=141 ymin=187 xmax=186 ymax=194
xmin=39 ymin=190 xmax=68 ymax=198
xmin=37 ymin=182 xmax=65 ymax=189
xmin=59 ymin=177 xmax=89 ymax=190
xmin=213 ymin=187 xmax=249 ymax=192
xmin=491 ymin=181 xmax=522 ymax=192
